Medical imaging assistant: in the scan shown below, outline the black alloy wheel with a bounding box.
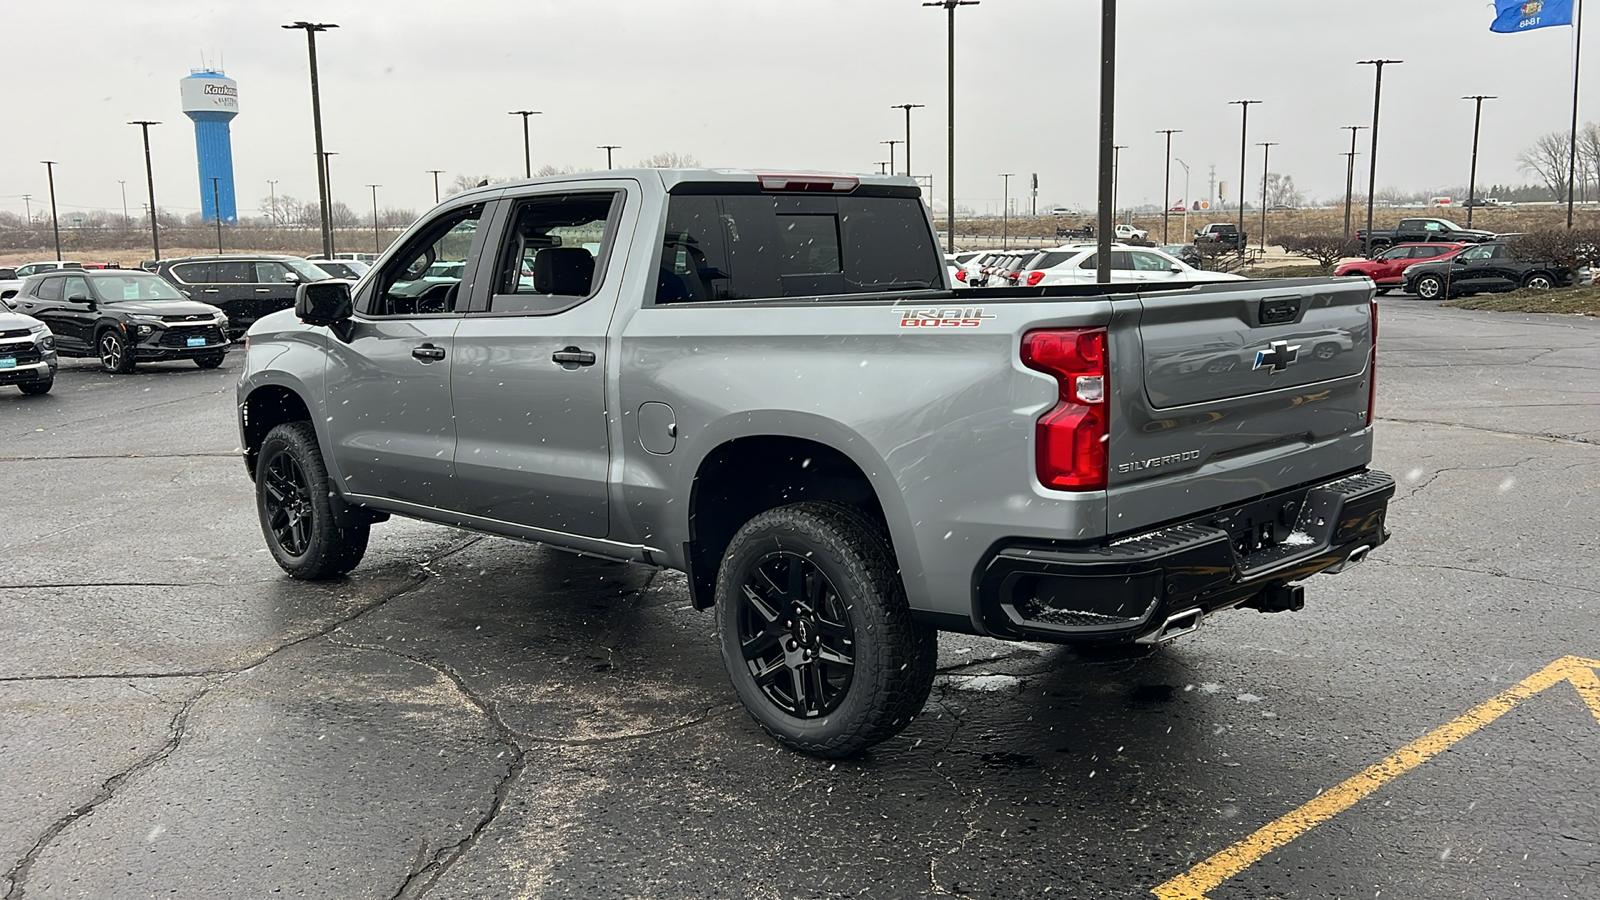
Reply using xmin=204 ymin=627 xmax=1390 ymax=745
xmin=97 ymin=329 xmax=135 ymax=373
xmin=256 ymin=421 xmax=369 ymax=579
xmin=715 ymin=502 xmax=937 ymax=758
xmin=195 ymin=352 xmax=226 ymax=369
xmin=1414 ymin=274 xmax=1445 ymax=301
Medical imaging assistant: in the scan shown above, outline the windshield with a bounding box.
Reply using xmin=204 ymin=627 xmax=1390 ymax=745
xmin=284 ymin=258 xmax=332 ymax=280
xmin=92 ymin=274 xmax=188 ymax=302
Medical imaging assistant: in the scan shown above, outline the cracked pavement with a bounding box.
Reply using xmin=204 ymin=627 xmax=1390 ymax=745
xmin=1 ymin=299 xmax=1596 ymax=898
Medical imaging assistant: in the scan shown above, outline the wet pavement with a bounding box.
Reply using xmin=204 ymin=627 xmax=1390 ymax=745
xmin=1 ymin=300 xmax=1596 ymax=899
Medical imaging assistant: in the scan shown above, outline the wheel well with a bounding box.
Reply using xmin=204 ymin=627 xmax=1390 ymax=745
xmin=686 ymin=436 xmax=886 ymax=610
xmin=242 ymin=386 xmax=313 ymax=480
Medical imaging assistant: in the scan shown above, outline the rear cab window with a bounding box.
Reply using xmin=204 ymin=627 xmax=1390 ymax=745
xmin=655 ymin=184 xmax=941 ymax=303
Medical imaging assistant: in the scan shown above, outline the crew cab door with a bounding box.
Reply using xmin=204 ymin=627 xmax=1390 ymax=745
xmin=448 ymin=185 xmax=635 ymax=538
xmin=321 ymin=202 xmax=487 ymax=509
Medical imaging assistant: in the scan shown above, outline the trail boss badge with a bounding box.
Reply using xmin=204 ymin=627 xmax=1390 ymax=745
xmin=899 ymin=307 xmax=997 ymax=328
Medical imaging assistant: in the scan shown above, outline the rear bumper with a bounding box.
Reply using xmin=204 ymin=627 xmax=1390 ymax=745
xmin=974 ymin=469 xmax=1395 ymax=645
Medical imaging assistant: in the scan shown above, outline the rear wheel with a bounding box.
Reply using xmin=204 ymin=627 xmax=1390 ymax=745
xmin=1522 ymin=273 xmax=1554 ymax=290
xmin=97 ymin=329 xmax=135 ymax=374
xmin=256 ymin=421 xmax=369 ymax=579
xmin=715 ymin=502 xmax=936 ymax=758
xmin=1414 ymin=274 xmax=1445 ymax=300
xmin=1313 ymin=343 xmax=1340 ymax=360
xmin=18 ymin=378 xmax=52 ymax=395
xmin=194 ymin=352 xmax=226 ymax=369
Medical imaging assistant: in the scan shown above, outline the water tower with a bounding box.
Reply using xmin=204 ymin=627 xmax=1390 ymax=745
xmin=180 ymin=69 xmax=239 ymax=224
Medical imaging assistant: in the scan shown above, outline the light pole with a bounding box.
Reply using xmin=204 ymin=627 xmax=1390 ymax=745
xmin=282 ymin=21 xmax=338 ymax=259
xmin=1094 ymin=0 xmax=1116 ymax=283
xmin=509 ymin=110 xmax=542 ymax=178
xmin=1341 ymin=125 xmax=1367 ymax=239
xmin=597 ymin=145 xmax=620 ymax=169
xmin=891 ymin=103 xmax=924 ymax=176
xmin=41 ymin=161 xmax=61 ymax=261
xmin=880 ymin=140 xmax=901 ymax=178
xmin=1568 ymin=0 xmax=1586 ymax=228
xmin=129 ymin=120 xmax=161 ymax=260
xmin=321 ymin=151 xmax=339 ymax=255
xmin=1228 ymin=100 xmax=1260 ymax=250
xmin=366 ymin=184 xmax=381 ymax=253
xmin=876 ymin=161 xmax=890 ymax=174
xmin=267 ymin=179 xmax=279 ymax=226
xmin=1157 ymin=129 xmax=1181 ymax=243
xmin=118 ymin=180 xmax=129 ymax=225
xmin=1462 ymin=95 xmax=1496 ymax=228
xmin=1256 ymin=142 xmax=1278 ymax=252
xmin=1358 ymin=59 xmax=1402 ymax=255
xmin=210 ymin=177 xmax=224 ymax=252
xmin=1000 ymin=173 xmax=1014 ymax=248
xmin=1112 ymin=144 xmax=1128 ymax=220
xmin=21 ymin=195 xmax=30 ymax=226
xmin=925 ymin=0 xmax=979 ymax=252
xmin=1175 ymin=157 xmax=1191 ymax=240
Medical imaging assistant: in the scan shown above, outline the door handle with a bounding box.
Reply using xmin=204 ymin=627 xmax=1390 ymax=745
xmin=255 ymin=288 xmax=272 ymax=293
xmin=203 ymin=288 xmax=220 ymax=293
xmin=552 ymin=347 xmax=596 ymax=367
xmin=411 ymin=344 xmax=446 ymax=361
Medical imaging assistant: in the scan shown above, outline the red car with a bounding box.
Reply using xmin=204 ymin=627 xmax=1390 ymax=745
xmin=1335 ymin=242 xmax=1466 ymax=294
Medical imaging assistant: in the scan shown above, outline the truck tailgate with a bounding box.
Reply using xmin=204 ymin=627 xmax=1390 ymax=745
xmin=1106 ymin=278 xmax=1375 ymax=534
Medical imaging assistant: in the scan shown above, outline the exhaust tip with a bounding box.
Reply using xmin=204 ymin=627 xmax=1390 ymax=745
xmin=1136 ymin=608 xmax=1205 ymax=645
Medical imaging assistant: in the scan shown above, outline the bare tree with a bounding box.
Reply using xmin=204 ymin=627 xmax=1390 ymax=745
xmin=637 ymin=151 xmax=701 ymax=168
xmin=1518 ymin=131 xmax=1571 ymax=201
xmin=1278 ymin=233 xmax=1361 ymax=273
xmin=535 ymin=164 xmax=578 ymax=177
xmin=1263 ymin=173 xmax=1303 ymax=209
xmin=444 ymin=174 xmax=511 ymax=197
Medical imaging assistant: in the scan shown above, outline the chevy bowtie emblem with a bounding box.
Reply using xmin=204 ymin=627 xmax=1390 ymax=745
xmin=1253 ymin=340 xmax=1301 ymax=373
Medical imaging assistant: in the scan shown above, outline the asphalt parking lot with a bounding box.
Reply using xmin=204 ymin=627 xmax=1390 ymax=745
xmin=2 ymin=298 xmax=1596 ymax=899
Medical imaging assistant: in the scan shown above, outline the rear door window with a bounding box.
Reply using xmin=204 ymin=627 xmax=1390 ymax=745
xmin=215 ymin=262 xmax=253 ymax=284
xmin=171 ymin=263 xmax=215 ymax=284
xmin=486 ymin=192 xmax=619 ymax=313
xmin=656 ymin=191 xmax=940 ymax=303
xmin=35 ymin=277 xmax=64 ymax=301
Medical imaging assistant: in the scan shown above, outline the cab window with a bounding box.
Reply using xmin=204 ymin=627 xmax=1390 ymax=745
xmin=369 ymin=204 xmax=482 ymax=317
xmin=487 ymin=192 xmax=618 ymax=314
xmin=35 ymin=276 xmax=64 ymax=301
xmin=170 ymin=263 xmax=215 ymax=284
xmin=61 ymin=275 xmax=92 ymax=300
xmin=1459 ymin=244 xmax=1495 ymax=261
xmin=1129 ymin=251 xmax=1173 ymax=271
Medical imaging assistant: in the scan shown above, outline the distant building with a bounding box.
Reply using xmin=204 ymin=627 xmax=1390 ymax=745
xmin=181 ymin=70 xmax=239 ymax=224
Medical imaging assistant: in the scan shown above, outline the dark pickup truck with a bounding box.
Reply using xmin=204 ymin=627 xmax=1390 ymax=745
xmin=1355 ymin=217 xmax=1495 ymax=252
xmin=1193 ymin=223 xmax=1246 ymax=249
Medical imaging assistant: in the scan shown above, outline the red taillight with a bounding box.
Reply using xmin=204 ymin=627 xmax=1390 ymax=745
xmin=758 ymin=174 xmax=859 ymax=192
xmin=1025 ymin=271 xmax=1045 ymax=286
xmin=1367 ymin=298 xmax=1378 ymax=426
xmin=956 ymin=270 xmax=967 ymax=282
xmin=1021 ymin=328 xmax=1109 ymax=490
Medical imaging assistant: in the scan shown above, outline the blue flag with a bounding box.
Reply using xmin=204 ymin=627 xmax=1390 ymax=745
xmin=1492 ymin=0 xmax=1574 ymax=32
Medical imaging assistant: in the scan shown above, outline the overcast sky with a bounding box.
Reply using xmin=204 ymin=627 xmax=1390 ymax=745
xmin=0 ymin=0 xmax=1588 ymax=219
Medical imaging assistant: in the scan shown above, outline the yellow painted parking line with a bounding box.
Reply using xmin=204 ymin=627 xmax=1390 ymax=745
xmin=1152 ymin=655 xmax=1600 ymax=900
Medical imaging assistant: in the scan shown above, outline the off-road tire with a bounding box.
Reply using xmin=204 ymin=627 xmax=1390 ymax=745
xmin=1414 ymin=274 xmax=1445 ymax=301
xmin=195 ymin=352 xmax=226 ymax=369
xmin=715 ymin=502 xmax=936 ymax=758
xmin=18 ymin=378 xmax=52 ymax=395
xmin=256 ymin=421 xmax=369 ymax=580
xmin=97 ymin=328 xmax=135 ymax=374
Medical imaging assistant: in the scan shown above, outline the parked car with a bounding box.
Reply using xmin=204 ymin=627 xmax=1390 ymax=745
xmin=238 ymin=167 xmax=1391 ymax=759
xmin=1029 ymin=244 xmax=1247 ymax=287
xmin=10 ymin=269 xmax=230 ymax=373
xmin=307 ymin=252 xmax=379 ymax=264
xmin=1334 ymin=242 xmax=1466 ymax=294
xmin=12 ymin=261 xmax=84 ymax=278
xmin=154 ymin=255 xmax=330 ymax=333
xmin=0 ymin=307 xmax=58 ymax=394
xmin=1194 ymin=223 xmax=1246 ymax=249
xmin=1401 ymin=241 xmax=1575 ymax=300
xmin=1113 ymin=223 xmax=1148 ymax=243
xmin=310 ymin=259 xmax=372 ymax=280
xmin=1355 ymin=217 xmax=1495 ymax=252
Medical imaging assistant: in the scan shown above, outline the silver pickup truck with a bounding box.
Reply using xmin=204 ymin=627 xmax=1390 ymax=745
xmin=237 ymin=169 xmax=1393 ymax=758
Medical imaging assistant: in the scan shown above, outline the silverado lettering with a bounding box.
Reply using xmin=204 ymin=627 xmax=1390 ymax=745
xmin=1117 ymin=450 xmax=1202 ymax=474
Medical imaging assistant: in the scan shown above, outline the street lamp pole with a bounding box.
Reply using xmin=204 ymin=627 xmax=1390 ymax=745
xmin=129 ymin=120 xmax=161 ymax=260
xmin=1112 ymin=144 xmax=1128 ymax=220
xmin=119 ymin=180 xmax=129 ymax=225
xmin=321 ymin=151 xmax=338 ymax=255
xmin=1358 ymin=59 xmax=1402 ymax=255
xmin=282 ymin=21 xmax=338 ymax=259
xmin=1256 ymin=141 xmax=1278 ymax=252
xmin=876 ymin=161 xmax=889 ymax=175
xmin=367 ymin=184 xmax=381 ymax=253
xmin=1341 ymin=125 xmax=1367 ymax=239
xmin=1000 ymin=173 xmax=1014 ymax=248
xmin=267 ymin=179 xmax=279 ymax=226
xmin=426 ymin=169 xmax=444 ymax=204
xmin=41 ymin=161 xmax=61 ymax=261
xmin=597 ymin=145 xmax=620 ymax=169
xmin=1175 ymin=157 xmax=1191 ymax=240
xmin=509 ymin=110 xmax=542 ymax=178
xmin=1228 ymin=100 xmax=1260 ymax=251
xmin=211 ymin=177 xmax=224 ymax=252
xmin=1095 ymin=0 xmax=1116 ymax=283
xmin=891 ymin=103 xmax=924 ymax=176
xmin=1462 ymin=95 xmax=1496 ymax=228
xmin=1157 ymin=129 xmax=1181 ymax=243
xmin=925 ymin=0 xmax=979 ymax=253
xmin=880 ymin=140 xmax=901 ymax=178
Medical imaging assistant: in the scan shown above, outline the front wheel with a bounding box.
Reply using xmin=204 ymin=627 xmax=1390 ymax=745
xmin=18 ymin=378 xmax=52 ymax=395
xmin=1522 ymin=273 xmax=1554 ymax=290
xmin=1414 ymin=274 xmax=1445 ymax=300
xmin=195 ymin=352 xmax=226 ymax=369
xmin=715 ymin=502 xmax=937 ymax=758
xmin=256 ymin=421 xmax=369 ymax=579
xmin=97 ymin=329 xmax=135 ymax=374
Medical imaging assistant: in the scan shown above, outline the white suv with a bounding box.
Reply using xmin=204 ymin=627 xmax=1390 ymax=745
xmin=1029 ymin=244 xmax=1245 ymax=287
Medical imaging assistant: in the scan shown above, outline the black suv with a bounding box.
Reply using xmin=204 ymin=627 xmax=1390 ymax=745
xmin=1401 ymin=241 xmax=1575 ymax=300
xmin=154 ymin=255 xmax=330 ymax=332
xmin=11 ymin=269 xmax=231 ymax=373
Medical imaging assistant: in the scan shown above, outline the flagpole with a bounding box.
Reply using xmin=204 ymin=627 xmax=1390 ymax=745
xmin=1569 ymin=0 xmax=1584 ymax=228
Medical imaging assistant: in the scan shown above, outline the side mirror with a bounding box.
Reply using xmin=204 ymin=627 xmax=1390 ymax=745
xmin=295 ymin=279 xmax=353 ymax=327
xmin=1170 ymin=266 xmax=1184 ymax=273
xmin=284 ymin=271 xmax=302 ymax=284
xmin=67 ymin=293 xmax=93 ymax=304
